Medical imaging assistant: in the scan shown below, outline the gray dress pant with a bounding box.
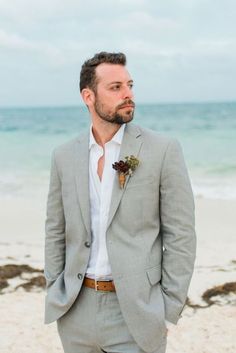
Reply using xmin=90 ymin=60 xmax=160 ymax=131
xmin=56 ymin=284 xmax=167 ymax=353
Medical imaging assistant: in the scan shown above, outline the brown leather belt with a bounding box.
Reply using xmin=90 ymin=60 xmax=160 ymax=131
xmin=83 ymin=277 xmax=116 ymax=292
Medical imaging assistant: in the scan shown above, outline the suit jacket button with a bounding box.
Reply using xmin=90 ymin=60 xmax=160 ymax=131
xmin=77 ymin=273 xmax=83 ymax=280
xmin=84 ymin=241 xmax=91 ymax=248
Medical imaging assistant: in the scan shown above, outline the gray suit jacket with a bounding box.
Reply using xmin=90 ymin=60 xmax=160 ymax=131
xmin=44 ymin=123 xmax=196 ymax=353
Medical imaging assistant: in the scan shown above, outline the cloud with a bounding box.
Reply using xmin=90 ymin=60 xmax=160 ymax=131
xmin=0 ymin=0 xmax=147 ymax=28
xmin=0 ymin=29 xmax=36 ymax=50
xmin=192 ymin=39 xmax=236 ymax=56
xmin=0 ymin=28 xmax=68 ymax=68
xmin=112 ymin=11 xmax=180 ymax=31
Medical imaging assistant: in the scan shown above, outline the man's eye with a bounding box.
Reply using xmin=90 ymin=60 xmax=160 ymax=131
xmin=111 ymin=85 xmax=120 ymax=90
xmin=129 ymin=84 xmax=133 ymax=89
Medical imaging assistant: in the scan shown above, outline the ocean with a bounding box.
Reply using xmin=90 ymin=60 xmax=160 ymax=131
xmin=0 ymin=102 xmax=236 ymax=200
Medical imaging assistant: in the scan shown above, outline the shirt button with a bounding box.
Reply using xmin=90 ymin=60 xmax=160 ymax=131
xmin=77 ymin=273 xmax=83 ymax=280
xmin=84 ymin=241 xmax=91 ymax=248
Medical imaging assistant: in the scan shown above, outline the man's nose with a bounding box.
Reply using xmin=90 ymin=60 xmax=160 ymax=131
xmin=122 ymin=86 xmax=134 ymax=100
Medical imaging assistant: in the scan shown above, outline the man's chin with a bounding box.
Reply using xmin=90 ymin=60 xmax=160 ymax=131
xmin=116 ymin=114 xmax=134 ymax=125
xmin=116 ymin=110 xmax=134 ymax=122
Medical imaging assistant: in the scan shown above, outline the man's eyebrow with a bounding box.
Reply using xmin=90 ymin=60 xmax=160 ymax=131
xmin=107 ymin=80 xmax=134 ymax=86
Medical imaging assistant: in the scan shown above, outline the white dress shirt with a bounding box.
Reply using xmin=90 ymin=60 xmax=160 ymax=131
xmin=86 ymin=123 xmax=126 ymax=281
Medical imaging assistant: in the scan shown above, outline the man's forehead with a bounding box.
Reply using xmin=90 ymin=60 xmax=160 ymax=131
xmin=95 ymin=63 xmax=132 ymax=84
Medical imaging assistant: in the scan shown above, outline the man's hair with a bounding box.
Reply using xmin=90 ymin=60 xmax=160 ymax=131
xmin=79 ymin=51 xmax=126 ymax=93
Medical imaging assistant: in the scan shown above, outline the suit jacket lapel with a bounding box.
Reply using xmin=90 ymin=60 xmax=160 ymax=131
xmin=74 ymin=131 xmax=91 ymax=238
xmin=106 ymin=123 xmax=143 ymax=231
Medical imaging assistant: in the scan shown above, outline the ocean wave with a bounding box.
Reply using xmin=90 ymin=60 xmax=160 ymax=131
xmin=1 ymin=173 xmax=236 ymax=200
xmin=204 ymin=165 xmax=236 ymax=175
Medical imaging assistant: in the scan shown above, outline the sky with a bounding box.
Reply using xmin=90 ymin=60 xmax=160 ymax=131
xmin=0 ymin=0 xmax=236 ymax=107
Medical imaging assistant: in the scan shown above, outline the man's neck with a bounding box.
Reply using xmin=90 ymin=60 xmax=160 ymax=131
xmin=91 ymin=120 xmax=123 ymax=148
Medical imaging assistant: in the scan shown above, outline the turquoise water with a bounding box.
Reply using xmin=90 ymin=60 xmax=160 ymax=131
xmin=0 ymin=102 xmax=236 ymax=199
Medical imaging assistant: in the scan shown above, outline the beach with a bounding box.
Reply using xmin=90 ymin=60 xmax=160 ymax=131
xmin=0 ymin=196 xmax=236 ymax=353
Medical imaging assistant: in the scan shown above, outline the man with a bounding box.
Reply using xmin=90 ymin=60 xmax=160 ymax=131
xmin=44 ymin=52 xmax=196 ymax=353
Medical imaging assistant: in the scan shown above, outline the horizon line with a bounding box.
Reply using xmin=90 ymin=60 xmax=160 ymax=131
xmin=0 ymin=99 xmax=236 ymax=110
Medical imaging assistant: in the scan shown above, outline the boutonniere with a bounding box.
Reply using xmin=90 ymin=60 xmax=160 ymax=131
xmin=112 ymin=155 xmax=139 ymax=189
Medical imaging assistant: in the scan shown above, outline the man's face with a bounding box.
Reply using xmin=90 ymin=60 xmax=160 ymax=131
xmin=92 ymin=63 xmax=135 ymax=125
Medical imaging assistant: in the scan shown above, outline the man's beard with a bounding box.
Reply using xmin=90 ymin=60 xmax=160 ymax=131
xmin=94 ymin=98 xmax=135 ymax=125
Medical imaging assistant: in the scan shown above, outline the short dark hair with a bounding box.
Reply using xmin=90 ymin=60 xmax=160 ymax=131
xmin=79 ymin=51 xmax=126 ymax=93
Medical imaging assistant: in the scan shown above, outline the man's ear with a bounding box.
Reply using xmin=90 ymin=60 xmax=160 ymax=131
xmin=81 ymin=88 xmax=95 ymax=106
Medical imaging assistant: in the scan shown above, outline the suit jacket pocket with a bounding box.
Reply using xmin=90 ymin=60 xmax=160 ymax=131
xmin=146 ymin=265 xmax=162 ymax=286
xmin=126 ymin=175 xmax=156 ymax=189
xmin=44 ymin=269 xmax=65 ymax=290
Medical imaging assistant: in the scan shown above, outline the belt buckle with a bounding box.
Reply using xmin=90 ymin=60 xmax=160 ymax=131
xmin=95 ymin=279 xmax=99 ymax=291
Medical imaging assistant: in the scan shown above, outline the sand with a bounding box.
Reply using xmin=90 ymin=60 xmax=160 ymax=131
xmin=0 ymin=196 xmax=236 ymax=352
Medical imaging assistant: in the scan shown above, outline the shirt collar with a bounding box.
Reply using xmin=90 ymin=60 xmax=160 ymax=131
xmin=89 ymin=123 xmax=126 ymax=150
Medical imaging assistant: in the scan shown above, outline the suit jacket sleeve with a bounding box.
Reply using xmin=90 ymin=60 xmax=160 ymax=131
xmin=44 ymin=150 xmax=66 ymax=289
xmin=160 ymin=138 xmax=196 ymax=324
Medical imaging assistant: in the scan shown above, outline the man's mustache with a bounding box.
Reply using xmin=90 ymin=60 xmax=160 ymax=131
xmin=117 ymin=100 xmax=135 ymax=109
